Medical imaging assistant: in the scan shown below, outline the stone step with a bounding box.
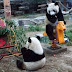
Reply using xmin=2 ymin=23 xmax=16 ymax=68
xmin=0 ymin=1 xmax=3 ymax=4
xmin=14 ymin=11 xmax=24 ymax=15
xmin=19 ymin=2 xmax=29 ymax=6
xmin=19 ymin=6 xmax=29 ymax=10
xmin=0 ymin=9 xmax=4 ymax=14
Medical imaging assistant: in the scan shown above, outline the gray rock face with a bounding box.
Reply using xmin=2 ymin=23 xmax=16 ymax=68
xmin=0 ymin=9 xmax=4 ymax=14
xmin=19 ymin=19 xmax=36 ymax=25
xmin=19 ymin=6 xmax=29 ymax=10
xmin=18 ymin=16 xmax=45 ymax=26
xmin=12 ymin=16 xmax=45 ymax=30
xmin=14 ymin=11 xmax=24 ymax=15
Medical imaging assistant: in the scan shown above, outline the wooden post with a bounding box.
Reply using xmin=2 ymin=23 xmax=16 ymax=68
xmin=63 ymin=0 xmax=66 ymax=11
xmin=48 ymin=0 xmax=52 ymax=3
xmin=3 ymin=0 xmax=11 ymax=20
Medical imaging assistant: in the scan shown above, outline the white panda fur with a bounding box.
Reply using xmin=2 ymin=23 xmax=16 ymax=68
xmin=16 ymin=37 xmax=46 ymax=71
xmin=47 ymin=3 xmax=59 ymax=15
xmin=45 ymin=2 xmax=65 ymax=40
xmin=45 ymin=3 xmax=59 ymax=26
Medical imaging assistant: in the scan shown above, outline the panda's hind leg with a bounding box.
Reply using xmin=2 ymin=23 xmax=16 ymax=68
xmin=16 ymin=60 xmax=26 ymax=70
xmin=46 ymin=24 xmax=55 ymax=40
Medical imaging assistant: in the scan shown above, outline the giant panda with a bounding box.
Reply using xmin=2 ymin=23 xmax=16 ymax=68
xmin=16 ymin=37 xmax=46 ymax=71
xmin=45 ymin=2 xmax=66 ymax=40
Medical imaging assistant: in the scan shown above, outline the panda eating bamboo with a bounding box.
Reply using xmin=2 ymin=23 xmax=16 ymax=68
xmin=16 ymin=37 xmax=46 ymax=71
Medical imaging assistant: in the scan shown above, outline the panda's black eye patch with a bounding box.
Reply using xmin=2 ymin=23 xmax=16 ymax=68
xmin=53 ymin=10 xmax=56 ymax=12
xmin=28 ymin=37 xmax=31 ymax=43
xmin=46 ymin=5 xmax=48 ymax=7
xmin=49 ymin=11 xmax=50 ymax=13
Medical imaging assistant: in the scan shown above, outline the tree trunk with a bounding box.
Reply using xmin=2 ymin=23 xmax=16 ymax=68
xmin=3 ymin=0 xmax=11 ymax=20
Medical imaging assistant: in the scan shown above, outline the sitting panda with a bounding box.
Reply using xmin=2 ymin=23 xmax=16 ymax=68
xmin=16 ymin=37 xmax=46 ymax=71
xmin=45 ymin=2 xmax=66 ymax=40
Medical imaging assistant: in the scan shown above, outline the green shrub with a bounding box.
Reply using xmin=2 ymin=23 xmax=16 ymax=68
xmin=14 ymin=26 xmax=27 ymax=48
xmin=5 ymin=20 xmax=27 ymax=48
xmin=65 ymin=25 xmax=72 ymax=46
xmin=27 ymin=24 xmax=45 ymax=32
xmin=5 ymin=19 xmax=16 ymax=28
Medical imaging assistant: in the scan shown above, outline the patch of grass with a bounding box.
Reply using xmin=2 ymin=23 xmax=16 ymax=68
xmin=65 ymin=28 xmax=72 ymax=46
xmin=40 ymin=36 xmax=51 ymax=43
xmin=67 ymin=24 xmax=72 ymax=28
xmin=64 ymin=15 xmax=70 ymax=20
xmin=27 ymin=24 xmax=45 ymax=32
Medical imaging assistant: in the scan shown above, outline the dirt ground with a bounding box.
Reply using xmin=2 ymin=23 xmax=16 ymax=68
xmin=0 ymin=20 xmax=72 ymax=72
xmin=0 ymin=43 xmax=72 ymax=72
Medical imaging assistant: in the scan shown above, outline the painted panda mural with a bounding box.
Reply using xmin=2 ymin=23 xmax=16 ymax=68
xmin=45 ymin=2 xmax=66 ymax=40
xmin=16 ymin=37 xmax=46 ymax=71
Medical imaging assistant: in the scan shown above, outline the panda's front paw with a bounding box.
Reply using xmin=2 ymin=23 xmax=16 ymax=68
xmin=64 ymin=21 xmax=66 ymax=25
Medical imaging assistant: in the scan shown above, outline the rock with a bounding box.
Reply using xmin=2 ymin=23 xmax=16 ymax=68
xmin=11 ymin=18 xmax=19 ymax=26
xmin=18 ymin=16 xmax=45 ymax=26
xmin=0 ymin=14 xmax=4 ymax=18
xmin=35 ymin=33 xmax=44 ymax=40
xmin=12 ymin=16 xmax=45 ymax=27
xmin=19 ymin=19 xmax=36 ymax=25
xmin=18 ymin=20 xmax=24 ymax=26
xmin=0 ymin=9 xmax=4 ymax=14
xmin=33 ymin=16 xmax=45 ymax=25
xmin=20 ymin=2 xmax=29 ymax=6
xmin=24 ymin=25 xmax=30 ymax=29
xmin=19 ymin=6 xmax=29 ymax=10
xmin=14 ymin=11 xmax=24 ymax=15
xmin=35 ymin=33 xmax=44 ymax=38
xmin=0 ymin=1 xmax=3 ymax=4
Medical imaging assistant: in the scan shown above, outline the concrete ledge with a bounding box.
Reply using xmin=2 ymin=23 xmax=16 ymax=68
xmin=45 ymin=46 xmax=67 ymax=55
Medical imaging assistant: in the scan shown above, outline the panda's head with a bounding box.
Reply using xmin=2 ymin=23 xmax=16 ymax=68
xmin=25 ymin=37 xmax=43 ymax=54
xmin=46 ymin=2 xmax=59 ymax=15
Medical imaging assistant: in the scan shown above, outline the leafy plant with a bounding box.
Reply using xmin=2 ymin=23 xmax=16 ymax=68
xmin=65 ymin=25 xmax=72 ymax=46
xmin=5 ymin=20 xmax=27 ymax=48
xmin=14 ymin=26 xmax=27 ymax=48
xmin=5 ymin=19 xmax=16 ymax=28
xmin=27 ymin=24 xmax=45 ymax=32
xmin=0 ymin=27 xmax=10 ymax=36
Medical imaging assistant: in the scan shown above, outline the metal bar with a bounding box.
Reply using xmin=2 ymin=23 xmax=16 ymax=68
xmin=0 ymin=45 xmax=15 ymax=49
xmin=0 ymin=51 xmax=21 ymax=56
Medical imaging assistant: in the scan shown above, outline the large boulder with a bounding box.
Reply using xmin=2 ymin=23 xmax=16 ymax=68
xmin=18 ymin=16 xmax=45 ymax=26
xmin=18 ymin=19 xmax=36 ymax=25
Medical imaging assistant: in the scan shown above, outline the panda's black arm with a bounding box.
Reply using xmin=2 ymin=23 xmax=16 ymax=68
xmin=57 ymin=8 xmax=66 ymax=24
xmin=21 ymin=47 xmax=27 ymax=55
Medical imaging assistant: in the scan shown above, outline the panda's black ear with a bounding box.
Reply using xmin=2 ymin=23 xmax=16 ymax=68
xmin=28 ymin=37 xmax=31 ymax=43
xmin=46 ymin=4 xmax=48 ymax=7
xmin=55 ymin=2 xmax=59 ymax=6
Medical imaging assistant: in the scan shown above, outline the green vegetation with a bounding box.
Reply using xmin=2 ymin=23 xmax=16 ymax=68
xmin=5 ymin=19 xmax=16 ymax=27
xmin=5 ymin=19 xmax=72 ymax=47
xmin=63 ymin=15 xmax=71 ymax=20
xmin=65 ymin=25 xmax=72 ymax=46
xmin=5 ymin=20 xmax=27 ymax=48
xmin=14 ymin=26 xmax=27 ymax=48
xmin=27 ymin=24 xmax=45 ymax=32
